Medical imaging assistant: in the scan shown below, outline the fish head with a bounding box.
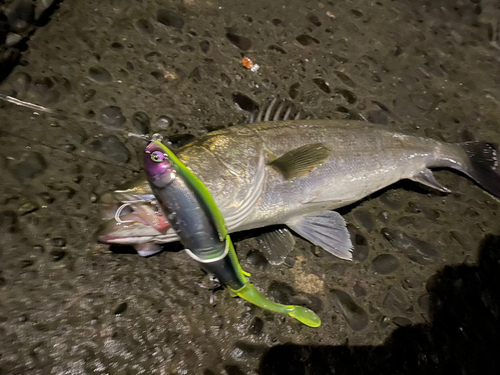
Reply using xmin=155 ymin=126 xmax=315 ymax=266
xmin=96 ymin=200 xmax=171 ymax=244
xmin=143 ymin=141 xmax=177 ymax=188
xmin=97 ymin=216 xmax=162 ymax=244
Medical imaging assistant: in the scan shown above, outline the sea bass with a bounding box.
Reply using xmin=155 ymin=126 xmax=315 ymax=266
xmin=98 ymin=102 xmax=500 ymax=262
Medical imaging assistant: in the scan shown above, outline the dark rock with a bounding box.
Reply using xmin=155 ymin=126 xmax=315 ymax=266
xmin=98 ymin=106 xmax=126 ymax=128
xmin=0 ymin=211 xmax=18 ymax=233
xmin=88 ymin=66 xmax=112 ymax=83
xmin=367 ymin=110 xmax=388 ymax=125
xmin=268 ymin=45 xmax=286 ymax=54
xmin=382 ymin=286 xmax=407 ymax=314
xmin=246 ymin=249 xmax=268 ymax=269
xmin=312 ymin=78 xmax=331 ymax=94
xmin=132 ymin=111 xmax=150 ymax=134
xmin=50 ymin=249 xmax=66 ymax=261
xmin=113 ymin=302 xmax=128 ymax=315
xmin=371 ymin=254 xmax=400 ymax=275
xmin=33 ymin=245 xmax=44 ymax=253
xmin=226 ymin=33 xmax=252 ymax=50
xmin=60 ymin=144 xmax=76 ymax=152
xmin=352 ymin=282 xmax=367 ymax=297
xmin=89 ymin=135 xmax=129 ymax=164
xmin=382 ymin=228 xmax=439 ymax=265
xmin=6 ymin=0 xmax=34 ymax=32
xmin=18 ymin=201 xmax=38 ymax=215
xmin=82 ymin=89 xmax=96 ymax=102
xmin=296 ymin=34 xmax=319 ymax=46
xmin=232 ymin=92 xmax=258 ymax=112
xmin=248 ymin=317 xmax=264 ymax=335
xmin=335 ymin=71 xmax=356 ymax=87
xmin=397 ymin=216 xmax=416 ymax=227
xmin=379 ymin=191 xmax=403 ymax=210
xmin=336 ymin=88 xmax=357 ymax=104
xmin=348 ymin=226 xmax=369 ymax=262
xmin=155 ymin=115 xmax=173 ymax=130
xmin=31 ymin=77 xmax=54 ymax=96
xmin=329 ymin=263 xmax=349 ymax=275
xmin=267 ymin=281 xmax=295 ymax=305
xmin=11 ymin=152 xmax=47 ymax=182
xmin=418 ymin=293 xmax=432 ymax=316
xmin=220 ymin=73 xmax=231 ymax=87
xmin=289 ymin=82 xmax=300 ymax=99
xmin=11 ymin=71 xmax=31 ymax=93
xmin=307 ymin=13 xmax=321 ymax=27
xmin=378 ymin=210 xmax=390 ymax=224
xmin=392 ymin=317 xmax=412 ymax=327
xmin=200 ymin=40 xmax=210 ymax=53
xmin=224 ymin=365 xmax=245 ymax=375
xmin=353 ymin=210 xmax=375 ymax=232
xmin=38 ymin=192 xmax=54 ymax=204
xmin=21 ymin=259 xmax=33 ymax=268
xmin=51 ymin=238 xmax=65 ymax=247
xmin=231 ymin=341 xmax=265 ymax=360
xmin=189 ymin=67 xmax=202 ymax=83
xmin=135 ymin=19 xmax=154 ymax=34
xmin=330 ymin=289 xmax=368 ymax=331
xmin=157 ymin=9 xmax=184 ymax=29
xmin=0 ymin=46 xmax=20 ymax=81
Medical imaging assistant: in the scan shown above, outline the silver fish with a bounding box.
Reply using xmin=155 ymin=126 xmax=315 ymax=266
xmin=98 ymin=99 xmax=500 ymax=262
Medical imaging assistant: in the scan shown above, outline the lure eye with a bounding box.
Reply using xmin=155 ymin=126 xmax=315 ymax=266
xmin=151 ymin=151 xmax=164 ymax=162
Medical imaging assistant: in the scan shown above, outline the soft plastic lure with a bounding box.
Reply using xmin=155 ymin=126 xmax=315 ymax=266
xmin=143 ymin=140 xmax=321 ymax=327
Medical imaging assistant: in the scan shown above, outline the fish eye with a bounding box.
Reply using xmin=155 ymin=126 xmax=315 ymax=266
xmin=151 ymin=151 xmax=164 ymax=162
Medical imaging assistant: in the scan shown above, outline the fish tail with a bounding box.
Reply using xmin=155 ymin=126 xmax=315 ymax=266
xmin=456 ymin=141 xmax=500 ymax=198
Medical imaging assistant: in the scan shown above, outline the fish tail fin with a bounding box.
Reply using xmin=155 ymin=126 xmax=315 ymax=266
xmin=458 ymin=141 xmax=500 ymax=198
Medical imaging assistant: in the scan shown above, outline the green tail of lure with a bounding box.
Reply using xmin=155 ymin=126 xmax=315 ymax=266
xmin=224 ymin=235 xmax=321 ymax=328
xmin=144 ymin=140 xmax=321 ymax=328
xmin=230 ymin=282 xmax=321 ymax=328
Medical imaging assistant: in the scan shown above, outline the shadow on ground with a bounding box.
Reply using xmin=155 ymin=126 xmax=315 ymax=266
xmin=260 ymin=234 xmax=500 ymax=375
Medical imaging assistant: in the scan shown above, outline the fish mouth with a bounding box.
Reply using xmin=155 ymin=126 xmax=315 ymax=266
xmin=97 ymin=221 xmax=160 ymax=244
xmin=97 ymin=191 xmax=170 ymax=244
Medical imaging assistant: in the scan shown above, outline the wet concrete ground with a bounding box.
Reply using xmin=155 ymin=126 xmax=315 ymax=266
xmin=1 ymin=0 xmax=500 ymax=374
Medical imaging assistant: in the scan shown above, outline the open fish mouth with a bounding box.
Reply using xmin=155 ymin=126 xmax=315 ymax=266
xmin=97 ymin=191 xmax=170 ymax=244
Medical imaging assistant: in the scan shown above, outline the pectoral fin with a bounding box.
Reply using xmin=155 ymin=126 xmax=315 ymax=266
xmin=287 ymin=211 xmax=353 ymax=260
xmin=256 ymin=228 xmax=296 ymax=265
xmin=410 ymin=169 xmax=451 ymax=193
xmin=269 ymin=143 xmax=330 ymax=180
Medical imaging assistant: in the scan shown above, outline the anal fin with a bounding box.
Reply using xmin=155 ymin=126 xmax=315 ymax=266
xmin=256 ymin=228 xmax=296 ymax=265
xmin=287 ymin=211 xmax=353 ymax=260
xmin=135 ymin=243 xmax=163 ymax=257
xmin=269 ymin=143 xmax=330 ymax=180
xmin=410 ymin=169 xmax=451 ymax=193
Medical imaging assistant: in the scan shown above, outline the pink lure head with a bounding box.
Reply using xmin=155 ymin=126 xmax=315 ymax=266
xmin=144 ymin=142 xmax=176 ymax=188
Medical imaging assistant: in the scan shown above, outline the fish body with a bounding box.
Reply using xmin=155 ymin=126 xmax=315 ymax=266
xmin=99 ymin=117 xmax=499 ymax=261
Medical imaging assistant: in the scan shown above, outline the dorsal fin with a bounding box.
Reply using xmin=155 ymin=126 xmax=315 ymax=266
xmin=246 ymin=95 xmax=312 ymax=123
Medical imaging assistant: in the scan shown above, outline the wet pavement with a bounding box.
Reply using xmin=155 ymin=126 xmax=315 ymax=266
xmin=1 ymin=0 xmax=500 ymax=374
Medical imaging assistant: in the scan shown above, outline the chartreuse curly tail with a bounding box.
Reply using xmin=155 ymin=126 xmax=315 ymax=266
xmin=152 ymin=141 xmax=321 ymax=327
xmin=226 ymin=237 xmax=321 ymax=327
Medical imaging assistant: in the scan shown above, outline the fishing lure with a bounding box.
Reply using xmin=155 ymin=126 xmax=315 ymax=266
xmin=143 ymin=139 xmax=321 ymax=327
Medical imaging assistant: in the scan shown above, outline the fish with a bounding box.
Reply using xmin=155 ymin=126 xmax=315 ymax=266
xmin=143 ymin=139 xmax=321 ymax=327
xmin=98 ymin=97 xmax=500 ymax=263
